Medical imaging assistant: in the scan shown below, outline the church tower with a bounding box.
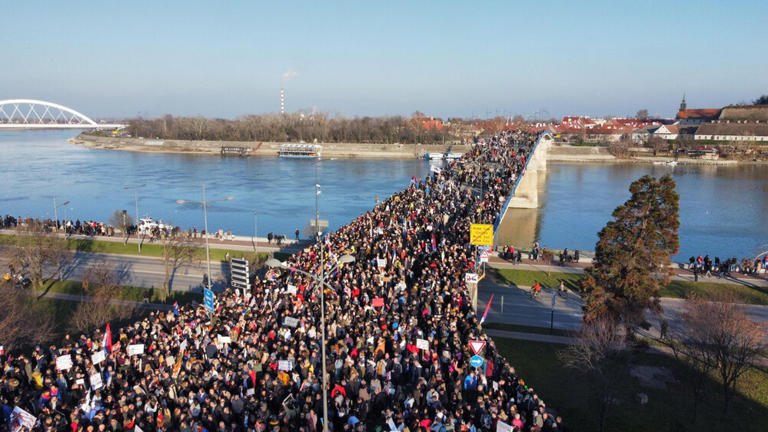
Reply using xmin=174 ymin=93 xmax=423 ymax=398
xmin=679 ymin=94 xmax=687 ymax=112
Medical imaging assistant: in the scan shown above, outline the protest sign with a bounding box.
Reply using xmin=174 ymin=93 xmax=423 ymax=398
xmin=127 ymin=344 xmax=145 ymax=356
xmin=416 ymin=339 xmax=429 ymax=350
xmin=56 ymin=355 xmax=73 ymax=371
xmin=91 ymin=351 xmax=106 ymax=365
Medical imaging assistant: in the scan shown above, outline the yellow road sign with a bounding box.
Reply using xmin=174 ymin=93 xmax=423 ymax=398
xmin=470 ymin=223 xmax=493 ymax=246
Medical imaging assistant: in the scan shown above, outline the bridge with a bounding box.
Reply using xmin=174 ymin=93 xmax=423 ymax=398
xmin=0 ymin=99 xmax=125 ymax=130
xmin=494 ymin=132 xmax=553 ymax=248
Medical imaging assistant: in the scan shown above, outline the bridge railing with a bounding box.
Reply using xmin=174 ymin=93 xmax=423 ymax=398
xmin=492 ymin=132 xmax=550 ymax=234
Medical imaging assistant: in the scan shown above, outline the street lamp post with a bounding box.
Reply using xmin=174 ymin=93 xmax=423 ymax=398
xmin=266 ymin=254 xmax=354 ymax=432
xmin=52 ymin=197 xmax=70 ymax=232
xmin=124 ymin=184 xmax=146 ymax=252
xmin=176 ymin=183 xmax=234 ymax=291
xmin=253 ymin=211 xmax=258 ymax=252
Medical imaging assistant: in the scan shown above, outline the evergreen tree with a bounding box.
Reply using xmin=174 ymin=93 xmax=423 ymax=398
xmin=581 ymin=175 xmax=680 ymax=337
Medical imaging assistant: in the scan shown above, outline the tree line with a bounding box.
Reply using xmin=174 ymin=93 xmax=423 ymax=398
xmin=124 ymin=113 xmax=474 ymax=144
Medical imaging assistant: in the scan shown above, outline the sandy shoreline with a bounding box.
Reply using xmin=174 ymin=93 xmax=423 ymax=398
xmin=71 ymin=134 xmax=765 ymax=165
xmin=71 ymin=134 xmax=471 ymax=160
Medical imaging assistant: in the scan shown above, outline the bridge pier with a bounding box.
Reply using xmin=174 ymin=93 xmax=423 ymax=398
xmin=505 ymin=134 xmax=551 ymax=209
xmin=494 ymin=133 xmax=553 ymax=248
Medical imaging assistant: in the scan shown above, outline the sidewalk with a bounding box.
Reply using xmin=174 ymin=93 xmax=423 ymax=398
xmin=36 ymin=291 xmax=173 ymax=311
xmin=488 ymin=256 xmax=768 ymax=288
xmin=0 ymin=228 xmax=308 ymax=255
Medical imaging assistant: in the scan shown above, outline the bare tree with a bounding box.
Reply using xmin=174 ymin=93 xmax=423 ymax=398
xmin=9 ymin=222 xmax=70 ymax=290
xmin=0 ymin=279 xmax=55 ymax=352
xmin=648 ymin=136 xmax=668 ymax=156
xmin=636 ymin=109 xmax=649 ymax=119
xmin=559 ymin=316 xmax=627 ymax=432
xmin=677 ymin=294 xmax=767 ymax=413
xmin=607 ymin=137 xmax=632 ymax=158
xmin=108 ymin=209 xmax=134 ymax=241
xmin=160 ymin=234 xmax=200 ymax=299
xmin=70 ymin=263 xmax=136 ymax=333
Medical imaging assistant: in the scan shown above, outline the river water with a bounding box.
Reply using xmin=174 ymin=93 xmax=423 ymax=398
xmin=1 ymin=131 xmax=765 ymax=259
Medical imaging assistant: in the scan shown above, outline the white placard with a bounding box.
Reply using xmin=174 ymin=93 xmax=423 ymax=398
xmin=91 ymin=350 xmax=106 ymax=365
xmin=56 ymin=355 xmax=73 ymax=371
xmin=416 ymin=338 xmax=429 ymax=350
xmin=377 ymin=258 xmax=387 ymax=268
xmin=9 ymin=406 xmax=36 ymax=432
xmin=283 ymin=317 xmax=299 ymax=328
xmin=127 ymin=344 xmax=145 ymax=356
xmin=496 ymin=420 xmax=514 ymax=432
xmin=278 ymin=360 xmax=292 ymax=371
xmin=90 ymin=373 xmax=103 ymax=390
xmin=465 ymin=273 xmax=478 ymax=284
xmin=247 ymin=388 xmax=255 ymax=396
xmin=179 ymin=339 xmax=188 ymax=353
xmin=75 ymin=379 xmax=85 ymax=386
xmin=218 ymin=335 xmax=232 ymax=344
xmin=166 ymin=356 xmax=175 ymax=367
xmin=286 ymin=284 xmax=297 ymax=294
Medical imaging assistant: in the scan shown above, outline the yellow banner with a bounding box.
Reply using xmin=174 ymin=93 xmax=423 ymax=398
xmin=470 ymin=223 xmax=493 ymax=246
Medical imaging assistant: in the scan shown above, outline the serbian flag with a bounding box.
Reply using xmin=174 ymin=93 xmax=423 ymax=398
xmin=479 ymin=294 xmax=494 ymax=325
xmin=103 ymin=323 xmax=113 ymax=354
xmin=431 ymin=234 xmax=437 ymax=251
xmin=173 ymin=302 xmax=179 ymax=317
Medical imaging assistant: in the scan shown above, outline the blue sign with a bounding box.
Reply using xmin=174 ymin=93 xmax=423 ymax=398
xmin=204 ymin=288 xmax=215 ymax=313
xmin=470 ymin=355 xmax=484 ymax=368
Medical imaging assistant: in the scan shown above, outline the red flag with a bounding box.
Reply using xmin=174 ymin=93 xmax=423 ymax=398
xmin=480 ymin=294 xmax=494 ymax=325
xmin=103 ymin=323 xmax=113 ymax=353
xmin=249 ymin=370 xmax=256 ymax=385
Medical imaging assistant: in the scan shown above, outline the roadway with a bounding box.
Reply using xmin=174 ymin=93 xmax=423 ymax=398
xmin=478 ymin=261 xmax=768 ymax=342
xmin=0 ymin=250 xmax=225 ymax=294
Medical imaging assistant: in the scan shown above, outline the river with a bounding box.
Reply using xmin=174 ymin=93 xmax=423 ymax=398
xmin=538 ymin=162 xmax=768 ymax=260
xmin=0 ymin=131 xmax=765 ymax=259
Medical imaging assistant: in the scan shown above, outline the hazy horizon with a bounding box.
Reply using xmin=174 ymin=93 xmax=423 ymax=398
xmin=2 ymin=0 xmax=766 ymax=120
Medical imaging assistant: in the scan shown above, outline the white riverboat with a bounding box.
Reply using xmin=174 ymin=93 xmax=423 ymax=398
xmin=278 ymin=143 xmax=322 ymax=159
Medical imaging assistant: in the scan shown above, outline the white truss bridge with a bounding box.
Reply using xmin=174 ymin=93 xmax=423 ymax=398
xmin=0 ymin=99 xmax=125 ymax=130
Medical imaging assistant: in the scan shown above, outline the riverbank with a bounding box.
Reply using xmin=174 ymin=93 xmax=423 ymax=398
xmin=547 ymin=143 xmax=765 ymax=165
xmin=71 ymin=134 xmax=471 ymax=159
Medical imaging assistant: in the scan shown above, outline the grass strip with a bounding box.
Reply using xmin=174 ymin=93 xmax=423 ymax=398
xmin=493 ymin=268 xmax=768 ymax=305
xmin=493 ymin=337 xmax=768 ymax=432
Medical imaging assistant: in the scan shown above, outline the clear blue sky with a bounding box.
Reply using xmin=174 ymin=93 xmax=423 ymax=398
xmin=2 ymin=0 xmax=766 ymax=119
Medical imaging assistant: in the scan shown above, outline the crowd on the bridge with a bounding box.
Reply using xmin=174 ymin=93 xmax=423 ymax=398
xmin=0 ymin=130 xmax=577 ymax=432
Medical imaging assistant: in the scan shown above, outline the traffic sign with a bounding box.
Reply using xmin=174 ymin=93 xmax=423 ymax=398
xmin=230 ymin=258 xmax=250 ymax=290
xmin=470 ymin=355 xmax=484 ymax=368
xmin=479 ymin=249 xmax=489 ymax=263
xmin=469 ymin=340 xmax=486 ymax=355
xmin=470 ymin=224 xmax=493 ymax=247
xmin=204 ymin=288 xmax=215 ymax=314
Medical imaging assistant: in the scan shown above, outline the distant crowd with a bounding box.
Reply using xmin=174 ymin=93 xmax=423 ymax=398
xmin=688 ymin=254 xmax=767 ymax=280
xmin=0 ymin=130 xmax=575 ymax=432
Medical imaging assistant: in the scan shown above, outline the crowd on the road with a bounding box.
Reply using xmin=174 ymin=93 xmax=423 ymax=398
xmin=0 ymin=131 xmax=575 ymax=432
xmin=688 ymin=254 xmax=767 ymax=280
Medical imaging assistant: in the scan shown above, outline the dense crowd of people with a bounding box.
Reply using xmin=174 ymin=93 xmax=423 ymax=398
xmin=0 ymin=130 xmax=572 ymax=432
xmin=688 ymin=254 xmax=767 ymax=280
